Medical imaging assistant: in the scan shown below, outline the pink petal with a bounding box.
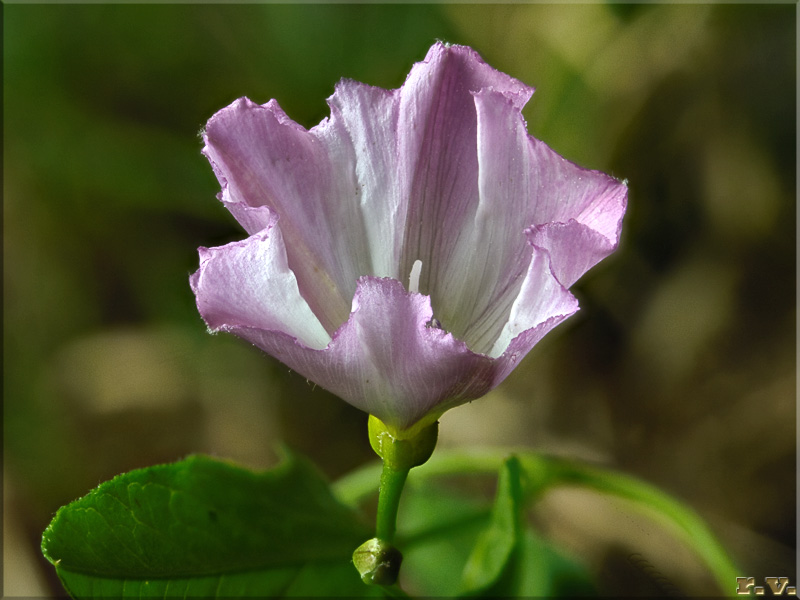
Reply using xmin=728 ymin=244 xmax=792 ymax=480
xmin=222 ymin=277 xmax=491 ymax=431
xmin=433 ymin=86 xmax=625 ymax=354
xmin=208 ymin=270 xmax=576 ymax=432
xmin=326 ymin=80 xmax=405 ymax=280
xmin=522 ymin=137 xmax=627 ymax=287
xmin=193 ymin=42 xmax=628 ymax=432
xmin=395 ymin=44 xmax=534 ymax=303
xmin=488 ymin=245 xmax=580 ymax=358
xmin=220 ymin=198 xmax=274 ymax=237
xmin=190 ymin=216 xmax=330 ymax=351
xmin=426 ymin=89 xmax=539 ymax=354
xmin=202 ymin=97 xmax=371 ymax=335
xmin=527 ymin=220 xmax=616 ymax=288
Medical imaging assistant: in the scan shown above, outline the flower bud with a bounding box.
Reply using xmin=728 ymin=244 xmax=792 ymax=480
xmin=352 ymin=537 xmax=403 ymax=586
xmin=368 ymin=415 xmax=438 ymax=471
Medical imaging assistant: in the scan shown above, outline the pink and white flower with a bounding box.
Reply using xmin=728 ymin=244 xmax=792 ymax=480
xmin=191 ymin=42 xmax=627 ymax=434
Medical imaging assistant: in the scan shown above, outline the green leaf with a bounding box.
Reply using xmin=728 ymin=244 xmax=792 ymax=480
xmin=455 ymin=455 xmax=596 ymax=597
xmin=459 ymin=455 xmax=525 ymax=595
xmin=399 ymin=454 xmax=596 ymax=598
xmin=396 ymin=478 xmax=491 ymax=595
xmin=42 ymin=453 xmax=380 ymax=597
xmin=513 ymin=530 xmax=597 ymax=597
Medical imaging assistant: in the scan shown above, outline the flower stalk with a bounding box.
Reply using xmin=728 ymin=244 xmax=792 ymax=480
xmin=375 ymin=464 xmax=409 ymax=543
xmin=353 ymin=415 xmax=438 ymax=586
xmin=338 ymin=448 xmax=739 ymax=597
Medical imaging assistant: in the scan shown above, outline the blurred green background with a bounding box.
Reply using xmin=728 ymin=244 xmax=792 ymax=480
xmin=4 ymin=4 xmax=795 ymax=596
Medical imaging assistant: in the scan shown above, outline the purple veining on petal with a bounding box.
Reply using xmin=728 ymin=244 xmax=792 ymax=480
xmin=192 ymin=41 xmax=628 ymax=432
xmin=190 ymin=215 xmax=330 ymax=351
xmin=200 ymin=275 xmax=575 ymax=431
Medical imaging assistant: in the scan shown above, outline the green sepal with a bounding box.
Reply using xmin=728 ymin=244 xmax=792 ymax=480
xmin=368 ymin=414 xmax=438 ymax=471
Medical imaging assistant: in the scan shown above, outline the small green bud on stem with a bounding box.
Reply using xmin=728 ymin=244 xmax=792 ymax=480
xmin=353 ymin=416 xmax=439 ymax=588
xmin=352 ymin=537 xmax=403 ymax=586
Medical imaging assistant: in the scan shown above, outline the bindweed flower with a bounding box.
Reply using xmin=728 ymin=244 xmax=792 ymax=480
xmin=191 ymin=42 xmax=627 ymax=436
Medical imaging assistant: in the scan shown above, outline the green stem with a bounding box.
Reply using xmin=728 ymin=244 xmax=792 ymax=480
xmin=335 ymin=448 xmax=740 ymax=598
xmin=546 ymin=459 xmax=739 ymax=598
xmin=375 ymin=463 xmax=410 ymax=543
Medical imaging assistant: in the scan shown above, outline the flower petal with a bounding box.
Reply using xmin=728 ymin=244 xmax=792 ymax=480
xmin=427 ymin=89 xmax=538 ymax=354
xmin=527 ymin=220 xmax=617 ymax=288
xmin=394 ymin=43 xmax=533 ymax=303
xmin=220 ymin=197 xmax=274 ymax=237
xmin=326 ymin=80 xmax=404 ymax=280
xmin=214 ymin=278 xmax=491 ymax=431
xmin=522 ymin=139 xmax=627 ymax=288
xmin=210 ymin=271 xmax=576 ymax=431
xmin=428 ymin=87 xmax=626 ymax=353
xmin=488 ymin=245 xmax=579 ymax=358
xmin=190 ymin=216 xmax=330 ymax=351
xmin=202 ymin=97 xmax=371 ymax=334
xmin=324 ymin=41 xmax=534 ymax=298
xmin=193 ymin=42 xmax=628 ymax=432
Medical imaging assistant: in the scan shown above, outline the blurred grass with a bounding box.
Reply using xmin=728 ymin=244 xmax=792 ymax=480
xmin=4 ymin=4 xmax=795 ymax=597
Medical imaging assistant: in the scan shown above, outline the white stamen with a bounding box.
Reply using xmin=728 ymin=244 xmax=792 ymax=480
xmin=408 ymin=259 xmax=423 ymax=294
